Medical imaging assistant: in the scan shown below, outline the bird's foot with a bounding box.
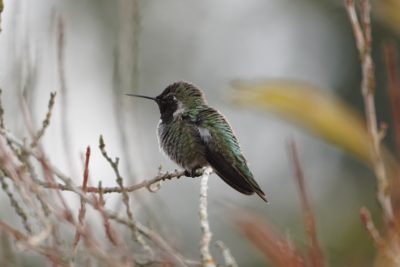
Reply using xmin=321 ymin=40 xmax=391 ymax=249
xmin=184 ymin=168 xmax=203 ymax=178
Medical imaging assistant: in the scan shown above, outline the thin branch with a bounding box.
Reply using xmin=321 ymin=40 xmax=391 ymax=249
xmin=33 ymin=169 xmax=188 ymax=194
xmin=0 ymin=173 xmax=32 ymax=234
xmin=95 ymin=182 xmax=120 ymax=246
xmin=0 ymin=0 xmax=3 ymax=32
xmin=198 ymin=168 xmax=215 ymax=267
xmin=0 ymin=222 xmax=68 ymax=266
xmin=0 ymin=89 xmax=4 ymax=129
xmin=287 ymin=140 xmax=324 ymax=267
xmin=359 ymin=207 xmax=384 ymax=248
xmin=237 ymin=215 xmax=306 ymax=267
xmin=0 ymin=231 xmax=16 ymax=266
xmin=0 ymin=128 xmax=190 ymax=266
xmin=31 ymin=92 xmax=56 ymax=147
xmin=73 ymin=146 xmax=91 ymax=249
xmin=345 ymin=0 xmax=394 ymax=223
xmin=216 ymin=241 xmax=238 ymax=267
xmin=383 ymin=41 xmax=400 ymax=156
xmin=99 ymin=135 xmax=134 ymax=220
xmin=56 ymin=16 xmax=77 ymax=177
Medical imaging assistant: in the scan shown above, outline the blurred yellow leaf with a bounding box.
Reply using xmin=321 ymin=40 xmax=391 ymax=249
xmin=231 ymin=80 xmax=373 ymax=163
xmin=375 ymin=0 xmax=400 ymax=36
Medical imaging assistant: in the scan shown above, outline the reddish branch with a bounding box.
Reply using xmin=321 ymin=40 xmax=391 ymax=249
xmin=287 ymin=140 xmax=324 ymax=267
xmin=0 ymin=129 xmax=191 ymax=266
xmin=383 ymin=41 xmax=400 ymax=156
xmin=360 ymin=207 xmax=384 ymax=248
xmin=238 ymin=216 xmax=305 ymax=267
xmin=94 ymin=192 xmax=120 ymax=246
xmin=73 ymin=146 xmax=91 ymax=248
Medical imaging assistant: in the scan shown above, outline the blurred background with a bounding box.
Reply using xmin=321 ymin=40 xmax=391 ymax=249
xmin=0 ymin=0 xmax=399 ymax=266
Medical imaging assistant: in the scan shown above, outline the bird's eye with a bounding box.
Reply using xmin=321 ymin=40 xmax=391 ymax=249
xmin=172 ymin=96 xmax=177 ymax=101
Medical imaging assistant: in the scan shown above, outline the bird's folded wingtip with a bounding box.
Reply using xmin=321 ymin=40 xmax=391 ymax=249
xmin=255 ymin=190 xmax=268 ymax=203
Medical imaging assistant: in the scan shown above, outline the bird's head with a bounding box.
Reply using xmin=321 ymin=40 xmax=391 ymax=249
xmin=127 ymin=81 xmax=206 ymax=122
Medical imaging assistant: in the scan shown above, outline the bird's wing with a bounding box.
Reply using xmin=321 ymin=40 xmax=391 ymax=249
xmin=195 ymin=108 xmax=267 ymax=202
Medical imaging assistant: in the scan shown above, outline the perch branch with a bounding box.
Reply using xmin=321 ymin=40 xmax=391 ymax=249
xmin=32 ymin=169 xmax=188 ymax=194
xmin=198 ymin=168 xmax=215 ymax=267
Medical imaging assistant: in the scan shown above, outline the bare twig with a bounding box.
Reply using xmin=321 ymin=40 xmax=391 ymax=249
xmin=31 ymin=92 xmax=56 ymax=147
xmin=100 ymin=135 xmax=155 ymax=256
xmin=0 ymin=231 xmax=16 ymax=266
xmin=95 ymin=182 xmax=120 ymax=246
xmin=73 ymin=146 xmax=91 ymax=249
xmin=198 ymin=168 xmax=215 ymax=267
xmin=287 ymin=140 xmax=324 ymax=267
xmin=359 ymin=207 xmax=384 ymax=248
xmin=99 ymin=135 xmax=134 ymax=220
xmin=57 ymin=17 xmax=77 ymax=177
xmin=345 ymin=0 xmax=394 ymax=223
xmin=0 ymin=89 xmax=4 ymax=129
xmin=0 ymin=222 xmax=68 ymax=266
xmin=238 ymin=215 xmax=306 ymax=267
xmin=35 ymin=168 xmax=187 ymax=194
xmin=0 ymin=173 xmax=32 ymax=234
xmin=0 ymin=128 xmax=190 ymax=266
xmin=216 ymin=241 xmax=238 ymax=267
xmin=0 ymin=0 xmax=3 ymax=32
xmin=383 ymin=41 xmax=400 ymax=156
xmin=113 ymin=0 xmax=143 ymax=184
xmin=93 ymin=200 xmax=120 ymax=247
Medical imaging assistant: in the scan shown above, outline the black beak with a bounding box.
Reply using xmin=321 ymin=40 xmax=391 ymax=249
xmin=126 ymin=94 xmax=158 ymax=102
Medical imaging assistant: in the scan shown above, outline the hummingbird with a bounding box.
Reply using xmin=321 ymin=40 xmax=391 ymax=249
xmin=127 ymin=81 xmax=267 ymax=202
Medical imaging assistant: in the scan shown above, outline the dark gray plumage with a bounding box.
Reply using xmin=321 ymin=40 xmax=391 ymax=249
xmin=128 ymin=81 xmax=267 ymax=202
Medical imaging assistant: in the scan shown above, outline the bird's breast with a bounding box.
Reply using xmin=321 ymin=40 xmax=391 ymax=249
xmin=157 ymin=119 xmax=207 ymax=170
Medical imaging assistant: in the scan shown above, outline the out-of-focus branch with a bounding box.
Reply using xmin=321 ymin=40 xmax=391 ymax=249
xmin=0 ymin=173 xmax=32 ymax=234
xmin=345 ymin=0 xmax=394 ymax=223
xmin=287 ymin=140 xmax=324 ymax=267
xmin=198 ymin=168 xmax=215 ymax=267
xmin=0 ymin=89 xmax=4 ymax=129
xmin=31 ymin=92 xmax=56 ymax=147
xmin=383 ymin=41 xmax=400 ymax=156
xmin=216 ymin=241 xmax=238 ymax=267
xmin=0 ymin=128 xmax=190 ymax=266
xmin=93 ymin=187 xmax=121 ymax=246
xmin=113 ymin=0 xmax=143 ymax=185
xmin=57 ymin=17 xmax=77 ymax=178
xmin=0 ymin=222 xmax=67 ymax=266
xmin=237 ymin=215 xmax=306 ymax=267
xmin=0 ymin=0 xmax=3 ymax=32
xmin=99 ymin=135 xmax=134 ymax=220
xmin=360 ymin=207 xmax=384 ymax=248
xmin=73 ymin=146 xmax=91 ymax=249
xmin=33 ymin=168 xmax=189 ymax=194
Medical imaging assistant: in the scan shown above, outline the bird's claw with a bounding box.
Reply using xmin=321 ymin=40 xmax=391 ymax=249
xmin=184 ymin=168 xmax=203 ymax=178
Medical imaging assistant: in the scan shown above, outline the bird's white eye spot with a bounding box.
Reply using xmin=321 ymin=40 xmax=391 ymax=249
xmin=172 ymin=96 xmax=177 ymax=101
xmin=173 ymin=100 xmax=185 ymax=118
